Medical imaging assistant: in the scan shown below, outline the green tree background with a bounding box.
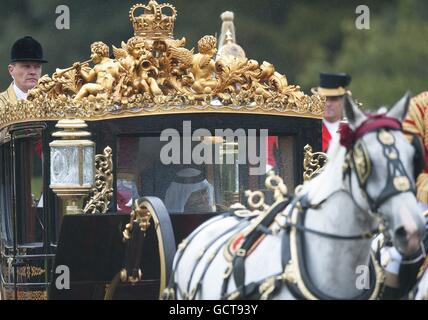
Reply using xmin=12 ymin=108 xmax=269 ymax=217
xmin=0 ymin=0 xmax=427 ymax=109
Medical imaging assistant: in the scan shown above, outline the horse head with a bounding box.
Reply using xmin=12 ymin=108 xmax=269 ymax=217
xmin=344 ymin=93 xmax=426 ymax=258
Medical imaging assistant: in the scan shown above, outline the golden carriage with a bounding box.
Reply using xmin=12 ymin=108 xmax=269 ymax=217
xmin=0 ymin=1 xmax=325 ymax=299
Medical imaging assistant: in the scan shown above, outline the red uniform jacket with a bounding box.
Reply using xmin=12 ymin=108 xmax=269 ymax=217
xmin=322 ymin=122 xmax=332 ymax=152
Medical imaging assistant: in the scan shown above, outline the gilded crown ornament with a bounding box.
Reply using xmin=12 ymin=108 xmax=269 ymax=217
xmin=217 ymin=11 xmax=246 ymax=64
xmin=0 ymin=1 xmax=325 ymax=130
xmin=129 ymin=1 xmax=177 ymax=39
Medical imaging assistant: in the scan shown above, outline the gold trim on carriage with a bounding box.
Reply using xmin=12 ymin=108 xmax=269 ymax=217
xmin=0 ymin=1 xmax=376 ymax=301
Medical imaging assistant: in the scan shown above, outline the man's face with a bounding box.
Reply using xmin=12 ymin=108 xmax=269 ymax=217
xmin=8 ymin=61 xmax=42 ymax=92
xmin=324 ymin=95 xmax=344 ymax=123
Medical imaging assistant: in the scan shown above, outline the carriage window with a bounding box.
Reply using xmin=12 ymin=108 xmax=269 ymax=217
xmin=116 ymin=134 xmax=295 ymax=214
xmin=14 ymin=133 xmax=44 ymax=244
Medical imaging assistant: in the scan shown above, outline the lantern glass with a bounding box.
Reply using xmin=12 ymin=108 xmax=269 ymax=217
xmin=83 ymin=146 xmax=94 ymax=185
xmin=50 ymin=143 xmax=95 ymax=187
xmin=51 ymin=146 xmax=79 ymax=185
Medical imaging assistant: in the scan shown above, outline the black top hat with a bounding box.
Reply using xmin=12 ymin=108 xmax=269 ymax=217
xmin=10 ymin=36 xmax=48 ymax=63
xmin=311 ymin=72 xmax=351 ymax=96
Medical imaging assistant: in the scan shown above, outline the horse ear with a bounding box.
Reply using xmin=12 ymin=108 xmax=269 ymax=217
xmin=387 ymin=92 xmax=411 ymax=122
xmin=344 ymin=95 xmax=366 ymax=130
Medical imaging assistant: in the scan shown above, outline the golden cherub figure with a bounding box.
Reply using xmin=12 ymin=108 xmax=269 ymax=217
xmin=114 ymin=36 xmax=162 ymax=98
xmin=114 ymin=37 xmax=148 ymax=77
xmin=133 ymin=54 xmax=163 ymax=97
xmin=191 ymin=35 xmax=218 ymax=94
xmin=113 ymin=37 xmax=149 ymax=99
xmin=74 ymin=42 xmax=122 ymax=100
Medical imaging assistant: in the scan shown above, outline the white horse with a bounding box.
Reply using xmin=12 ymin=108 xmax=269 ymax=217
xmin=165 ymin=94 xmax=426 ymax=300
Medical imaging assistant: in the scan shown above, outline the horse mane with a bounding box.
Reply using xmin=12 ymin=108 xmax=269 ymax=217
xmin=301 ymin=136 xmax=347 ymax=203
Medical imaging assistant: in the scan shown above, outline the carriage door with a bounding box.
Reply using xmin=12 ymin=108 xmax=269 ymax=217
xmin=0 ymin=123 xmax=52 ymax=300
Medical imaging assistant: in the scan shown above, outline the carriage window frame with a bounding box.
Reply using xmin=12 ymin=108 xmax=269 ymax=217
xmin=10 ymin=126 xmax=46 ymax=248
xmin=0 ymin=139 xmax=13 ymax=247
xmin=115 ymin=132 xmax=296 ymax=215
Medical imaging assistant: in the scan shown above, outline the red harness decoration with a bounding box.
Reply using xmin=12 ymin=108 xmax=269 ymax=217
xmin=231 ymin=233 xmax=244 ymax=252
xmin=339 ymin=114 xmax=402 ymax=150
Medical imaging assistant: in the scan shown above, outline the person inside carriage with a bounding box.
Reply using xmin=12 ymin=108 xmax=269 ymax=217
xmin=311 ymin=72 xmax=352 ymax=152
xmin=164 ymin=165 xmax=215 ymax=214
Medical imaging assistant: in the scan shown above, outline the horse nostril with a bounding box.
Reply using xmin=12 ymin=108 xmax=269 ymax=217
xmin=394 ymin=226 xmax=406 ymax=240
xmin=394 ymin=225 xmax=421 ymax=257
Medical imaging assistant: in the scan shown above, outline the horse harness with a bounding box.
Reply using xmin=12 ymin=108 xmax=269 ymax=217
xmin=163 ymin=191 xmax=385 ymax=300
xmin=342 ymin=115 xmax=423 ymax=214
xmin=346 ymin=131 xmax=415 ymax=214
xmin=218 ymin=195 xmax=385 ymax=300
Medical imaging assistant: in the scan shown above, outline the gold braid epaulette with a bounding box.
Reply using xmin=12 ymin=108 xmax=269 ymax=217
xmin=416 ymin=92 xmax=428 ymax=150
xmin=413 ymin=92 xmax=428 ymax=140
xmin=406 ymin=92 xmax=428 ymax=205
xmin=412 ymin=91 xmax=428 ymax=106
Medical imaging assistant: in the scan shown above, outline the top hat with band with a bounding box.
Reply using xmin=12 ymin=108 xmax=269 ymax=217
xmin=311 ymin=72 xmax=351 ymax=97
xmin=10 ymin=36 xmax=48 ymax=63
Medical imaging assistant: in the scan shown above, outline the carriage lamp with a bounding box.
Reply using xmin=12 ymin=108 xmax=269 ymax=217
xmin=49 ymin=119 xmax=95 ymax=214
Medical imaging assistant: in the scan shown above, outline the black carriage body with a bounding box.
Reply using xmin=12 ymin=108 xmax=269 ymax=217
xmin=0 ymin=113 xmax=321 ymax=299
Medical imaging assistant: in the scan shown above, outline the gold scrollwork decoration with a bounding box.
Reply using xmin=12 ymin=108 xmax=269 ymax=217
xmin=16 ymin=266 xmax=46 ymax=278
xmin=4 ymin=265 xmax=46 ymax=279
xmin=120 ymin=198 xmax=170 ymax=298
xmin=303 ymin=144 xmax=328 ymax=182
xmin=3 ymin=288 xmax=47 ymax=300
xmin=119 ymin=199 xmax=152 ymax=286
xmin=122 ymin=199 xmax=153 ymax=241
xmin=83 ymin=146 xmax=113 ymax=214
